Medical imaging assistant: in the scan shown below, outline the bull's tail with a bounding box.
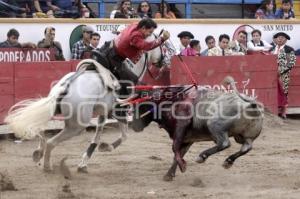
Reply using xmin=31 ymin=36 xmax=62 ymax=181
xmin=4 ymin=96 xmax=57 ymax=140
xmin=223 ymin=76 xmax=255 ymax=104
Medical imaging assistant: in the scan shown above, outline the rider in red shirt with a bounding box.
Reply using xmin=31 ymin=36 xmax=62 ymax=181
xmin=114 ymin=21 xmax=166 ymax=63
xmin=92 ymin=18 xmax=170 ymax=85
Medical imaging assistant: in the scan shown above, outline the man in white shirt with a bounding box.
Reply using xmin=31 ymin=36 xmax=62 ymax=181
xmin=201 ymin=35 xmax=216 ymax=56
xmin=208 ymin=34 xmax=233 ymax=56
xmin=247 ymin=29 xmax=272 ymax=52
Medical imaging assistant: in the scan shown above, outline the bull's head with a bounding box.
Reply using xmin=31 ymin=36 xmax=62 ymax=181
xmin=131 ymin=101 xmax=155 ymax=132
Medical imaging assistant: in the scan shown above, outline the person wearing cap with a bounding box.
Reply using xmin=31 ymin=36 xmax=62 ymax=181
xmin=271 ymin=32 xmax=296 ymax=119
xmin=71 ymin=25 xmax=93 ymax=60
xmin=176 ymin=31 xmax=194 ymax=55
xmin=180 ymin=40 xmax=201 ymax=56
xmin=37 ymin=26 xmax=65 ymax=60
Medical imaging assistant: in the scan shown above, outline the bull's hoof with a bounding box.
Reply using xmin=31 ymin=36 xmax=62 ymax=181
xmin=77 ymin=166 xmax=88 ymax=173
xmin=195 ymin=156 xmax=206 ymax=164
xmin=177 ymin=159 xmax=187 ymax=173
xmin=98 ymin=142 xmax=114 ymax=152
xmin=32 ymin=149 xmax=44 ymax=163
xmin=222 ymin=160 xmax=233 ymax=169
xmin=163 ymin=174 xmax=174 ymax=182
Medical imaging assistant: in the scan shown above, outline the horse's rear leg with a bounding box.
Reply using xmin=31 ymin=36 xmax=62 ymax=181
xmin=33 ymin=131 xmax=46 ymax=163
xmin=78 ymin=116 xmax=105 ymax=173
xmin=44 ymin=126 xmax=84 ymax=172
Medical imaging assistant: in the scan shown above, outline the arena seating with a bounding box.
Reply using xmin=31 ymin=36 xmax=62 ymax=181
xmin=82 ymin=0 xmax=263 ymax=18
xmin=275 ymin=0 xmax=300 ymax=19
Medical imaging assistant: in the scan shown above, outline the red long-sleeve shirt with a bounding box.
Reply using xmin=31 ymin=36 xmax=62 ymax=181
xmin=114 ymin=23 xmax=164 ymax=63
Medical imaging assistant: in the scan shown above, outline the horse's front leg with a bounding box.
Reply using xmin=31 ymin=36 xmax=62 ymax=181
xmin=78 ymin=116 xmax=105 ymax=173
xmin=98 ymin=119 xmax=128 ymax=151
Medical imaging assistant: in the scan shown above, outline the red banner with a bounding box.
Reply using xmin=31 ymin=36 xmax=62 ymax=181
xmin=1 ymin=56 xmax=300 ymax=123
xmin=0 ymin=48 xmax=56 ymax=62
xmin=171 ymin=55 xmax=279 ymax=113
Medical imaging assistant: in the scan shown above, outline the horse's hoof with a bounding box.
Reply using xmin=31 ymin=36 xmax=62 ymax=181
xmin=195 ymin=156 xmax=205 ymax=164
xmin=32 ymin=149 xmax=43 ymax=163
xmin=222 ymin=160 xmax=233 ymax=169
xmin=163 ymin=174 xmax=174 ymax=182
xmin=77 ymin=166 xmax=88 ymax=173
xmin=98 ymin=143 xmax=114 ymax=152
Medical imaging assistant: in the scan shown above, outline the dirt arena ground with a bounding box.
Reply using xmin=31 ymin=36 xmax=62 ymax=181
xmin=1 ymin=113 xmax=300 ymax=199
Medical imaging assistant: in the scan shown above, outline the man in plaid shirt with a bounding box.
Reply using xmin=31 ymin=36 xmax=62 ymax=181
xmin=71 ymin=25 xmax=93 ymax=59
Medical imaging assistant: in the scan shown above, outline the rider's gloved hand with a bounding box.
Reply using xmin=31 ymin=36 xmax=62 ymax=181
xmin=162 ymin=30 xmax=170 ymax=40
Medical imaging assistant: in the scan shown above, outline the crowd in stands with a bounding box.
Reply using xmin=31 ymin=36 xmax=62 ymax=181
xmin=0 ymin=0 xmax=90 ymax=18
xmin=255 ymin=0 xmax=295 ymax=19
xmin=0 ymin=0 xmax=297 ymax=19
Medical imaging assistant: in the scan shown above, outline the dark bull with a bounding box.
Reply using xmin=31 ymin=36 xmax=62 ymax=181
xmin=131 ymin=76 xmax=264 ymax=181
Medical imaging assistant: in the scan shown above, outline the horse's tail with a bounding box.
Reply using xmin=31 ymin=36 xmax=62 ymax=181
xmin=4 ymin=96 xmax=57 ymax=140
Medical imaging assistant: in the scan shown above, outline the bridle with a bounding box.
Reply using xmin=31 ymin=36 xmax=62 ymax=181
xmin=137 ymin=32 xmax=166 ymax=81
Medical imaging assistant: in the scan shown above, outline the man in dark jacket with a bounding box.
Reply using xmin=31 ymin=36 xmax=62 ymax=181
xmin=37 ymin=26 xmax=65 ymax=60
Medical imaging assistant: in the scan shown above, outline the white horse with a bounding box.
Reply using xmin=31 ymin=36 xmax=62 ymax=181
xmin=5 ymin=34 xmax=175 ymax=173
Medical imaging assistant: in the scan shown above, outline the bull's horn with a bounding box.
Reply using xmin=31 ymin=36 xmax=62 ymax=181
xmin=116 ymin=94 xmax=138 ymax=104
xmin=140 ymin=110 xmax=152 ymax=118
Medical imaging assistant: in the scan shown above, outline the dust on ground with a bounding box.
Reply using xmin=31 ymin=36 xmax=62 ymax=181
xmin=0 ymin=114 xmax=300 ymax=199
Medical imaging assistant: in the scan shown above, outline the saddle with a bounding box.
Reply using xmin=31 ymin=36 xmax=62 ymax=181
xmin=76 ymin=59 xmax=120 ymax=91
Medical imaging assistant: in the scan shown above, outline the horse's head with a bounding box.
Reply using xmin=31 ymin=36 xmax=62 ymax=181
xmin=146 ymin=33 xmax=176 ymax=68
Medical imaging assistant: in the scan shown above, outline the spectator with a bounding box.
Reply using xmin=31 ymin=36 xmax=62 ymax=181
xmin=255 ymin=0 xmax=276 ymax=19
xmin=0 ymin=0 xmax=28 ymax=17
xmin=33 ymin=0 xmax=54 ymax=18
xmin=16 ymin=0 xmax=35 ymax=17
xmin=154 ymin=2 xmax=176 ymax=19
xmin=0 ymin=28 xmax=36 ymax=48
xmin=137 ymin=1 xmax=152 ymax=18
xmin=201 ymin=35 xmax=216 ymax=56
xmin=247 ymin=29 xmax=272 ymax=52
xmin=270 ymin=33 xmax=277 ymax=48
xmin=48 ymin=0 xmax=88 ymax=18
xmin=71 ymin=25 xmax=93 ymax=60
xmin=180 ymin=40 xmax=201 ymax=56
xmin=270 ymin=32 xmax=296 ymax=119
xmin=37 ymin=26 xmax=65 ymax=60
xmin=90 ymin=32 xmax=100 ymax=50
xmin=81 ymin=32 xmax=100 ymax=59
xmin=169 ymin=3 xmax=183 ymax=18
xmin=208 ymin=34 xmax=233 ymax=56
xmin=230 ymin=30 xmax=248 ymax=55
xmin=110 ymin=0 xmax=136 ymax=19
xmin=176 ymin=31 xmax=194 ymax=54
xmin=275 ymin=0 xmax=295 ymax=19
